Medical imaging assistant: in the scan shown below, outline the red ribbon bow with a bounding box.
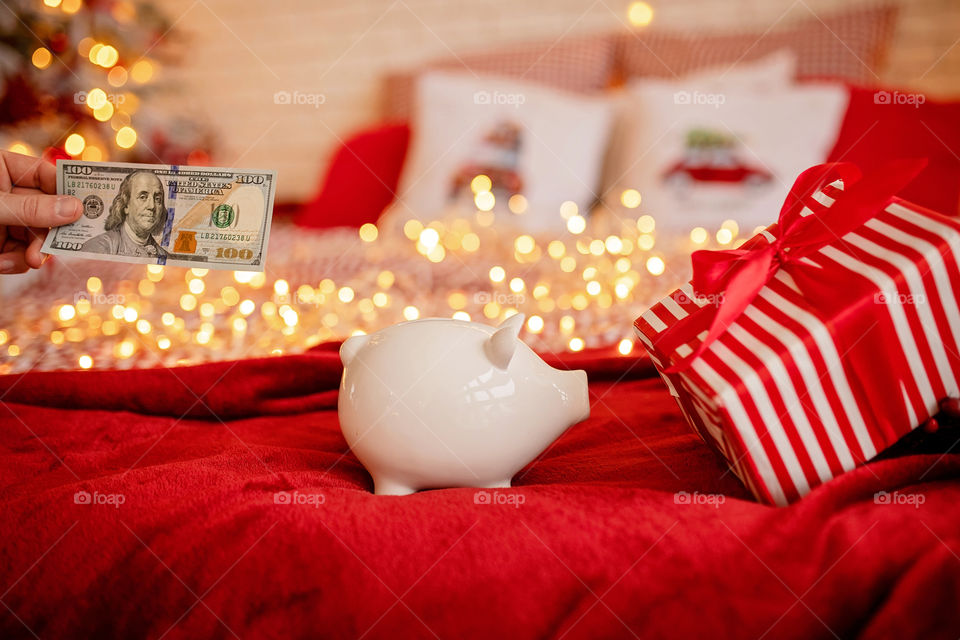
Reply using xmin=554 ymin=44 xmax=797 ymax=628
xmin=655 ymin=159 xmax=928 ymax=373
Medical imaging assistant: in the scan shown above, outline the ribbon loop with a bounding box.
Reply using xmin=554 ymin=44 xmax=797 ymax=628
xmin=654 ymin=159 xmax=927 ymax=373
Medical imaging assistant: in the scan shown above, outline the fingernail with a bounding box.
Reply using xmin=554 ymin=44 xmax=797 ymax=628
xmin=56 ymin=196 xmax=80 ymax=219
xmin=0 ymin=259 xmax=14 ymax=272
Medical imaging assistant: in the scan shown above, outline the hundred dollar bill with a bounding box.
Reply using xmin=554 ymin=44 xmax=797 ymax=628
xmin=41 ymin=160 xmax=277 ymax=271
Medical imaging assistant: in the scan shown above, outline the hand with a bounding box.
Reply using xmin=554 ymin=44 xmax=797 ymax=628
xmin=0 ymin=151 xmax=82 ymax=274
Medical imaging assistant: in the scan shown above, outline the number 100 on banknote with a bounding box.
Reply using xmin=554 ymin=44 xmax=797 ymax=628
xmin=42 ymin=160 xmax=277 ymax=271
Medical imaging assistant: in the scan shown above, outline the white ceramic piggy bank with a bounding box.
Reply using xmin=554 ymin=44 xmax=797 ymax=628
xmin=338 ymin=313 xmax=590 ymax=495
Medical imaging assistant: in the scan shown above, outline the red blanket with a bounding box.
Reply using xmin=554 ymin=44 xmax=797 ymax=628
xmin=1 ymin=350 xmax=958 ymax=638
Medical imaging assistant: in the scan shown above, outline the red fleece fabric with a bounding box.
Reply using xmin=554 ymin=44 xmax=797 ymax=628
xmin=2 ymin=349 xmax=959 ymax=638
xmin=294 ymin=123 xmax=410 ymax=229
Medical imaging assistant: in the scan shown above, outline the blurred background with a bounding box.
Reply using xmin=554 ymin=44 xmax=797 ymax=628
xmin=1 ymin=0 xmax=959 ymax=372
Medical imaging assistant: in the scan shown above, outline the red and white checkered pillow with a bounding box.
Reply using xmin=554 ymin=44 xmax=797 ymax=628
xmin=617 ymin=3 xmax=897 ymax=84
xmin=382 ymin=34 xmax=616 ymax=120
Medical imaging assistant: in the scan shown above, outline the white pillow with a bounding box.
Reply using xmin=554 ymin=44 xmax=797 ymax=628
xmin=604 ymin=79 xmax=848 ymax=232
xmin=394 ymin=71 xmax=615 ymax=233
xmin=682 ymin=49 xmax=797 ymax=91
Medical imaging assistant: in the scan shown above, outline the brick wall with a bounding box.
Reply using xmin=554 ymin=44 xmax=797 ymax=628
xmin=159 ymin=0 xmax=960 ymax=201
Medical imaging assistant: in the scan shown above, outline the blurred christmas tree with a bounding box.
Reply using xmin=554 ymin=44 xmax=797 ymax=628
xmin=0 ymin=0 xmax=214 ymax=165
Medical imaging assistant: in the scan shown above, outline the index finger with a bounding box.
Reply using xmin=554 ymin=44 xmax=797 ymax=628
xmin=2 ymin=151 xmax=57 ymax=194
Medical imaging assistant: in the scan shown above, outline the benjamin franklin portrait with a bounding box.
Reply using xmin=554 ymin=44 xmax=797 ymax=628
xmin=81 ymin=170 xmax=168 ymax=258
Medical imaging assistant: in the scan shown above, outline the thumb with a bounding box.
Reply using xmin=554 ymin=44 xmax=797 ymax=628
xmin=0 ymin=192 xmax=82 ymax=228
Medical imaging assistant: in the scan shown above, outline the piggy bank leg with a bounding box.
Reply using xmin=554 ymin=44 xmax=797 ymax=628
xmin=373 ymin=476 xmax=417 ymax=496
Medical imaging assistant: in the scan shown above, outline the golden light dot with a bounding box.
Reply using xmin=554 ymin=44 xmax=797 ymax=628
xmin=81 ymin=146 xmax=103 ymax=162
xmin=637 ymin=215 xmax=656 ymax=234
xmin=136 ymin=319 xmax=151 ymax=334
xmin=85 ymin=276 xmax=102 ymax=293
xmin=234 ymin=270 xmax=254 ymax=284
xmin=514 ymin=235 xmax=535 ymax=254
xmin=372 ymin=292 xmax=388 ymax=307
xmin=101 ymin=320 xmax=118 ymax=336
xmin=108 ymin=66 xmax=128 ymax=87
xmin=547 ymin=240 xmax=565 ymax=259
xmin=489 ymin=266 xmax=506 ymax=283
xmin=32 ymin=47 xmax=52 ymax=70
xmin=527 ymin=315 xmax=544 ymax=333
xmin=75 ymin=299 xmax=91 ymax=315
xmin=95 ymin=45 xmax=119 ymax=68
xmin=508 ymin=194 xmax=527 ymax=214
xmin=567 ymin=215 xmax=586 ymax=234
xmin=721 ymin=219 xmax=739 ymax=236
xmin=628 ymin=1 xmax=654 ymax=26
xmin=582 ymin=266 xmax=598 ymax=280
xmin=249 ymin=273 xmax=266 ymax=289
xmin=282 ymin=309 xmax=298 ymax=327
xmin=58 ymin=304 xmax=76 ymax=322
xmin=621 ymin=189 xmax=642 ymax=209
xmin=8 ymin=142 xmax=30 ymax=155
xmin=716 ymin=228 xmax=733 ymax=245
xmin=43 ymin=0 xmax=61 ymax=6
xmin=419 ymin=228 xmax=440 ymax=250
xmin=221 ymin=286 xmax=240 ymax=306
xmin=239 ymin=299 xmax=255 ymax=315
xmin=589 ymin=239 xmax=605 ymax=256
xmin=110 ymin=305 xmax=125 ymax=319
xmin=646 ymin=256 xmax=666 ymax=275
xmin=199 ymin=303 xmax=215 ymax=318
xmin=483 ymin=301 xmax=500 ymax=319
xmin=93 ymin=102 xmax=114 ymax=122
xmin=115 ymin=126 xmax=137 ymax=149
xmin=196 ymin=332 xmax=211 ymax=345
xmin=377 ymin=271 xmax=395 ymax=289
xmin=357 ymin=298 xmax=374 ymax=313
xmin=180 ymin=294 xmax=197 ymax=311
xmin=61 ymin=0 xmax=81 ymax=12
xmin=161 ymin=312 xmax=175 ymax=326
xmin=560 ymin=256 xmax=577 ymax=273
xmin=586 ymin=281 xmax=602 ymax=296
xmin=188 ymin=278 xmax=205 ymax=295
xmin=461 ymin=233 xmax=480 ymax=252
xmin=618 ymin=338 xmax=634 ymax=356
xmin=616 ymin=257 xmax=631 ymax=273
xmin=87 ymin=43 xmax=103 ymax=64
xmin=509 ymin=277 xmax=525 ymax=293
xmin=427 ymin=245 xmax=446 ymax=263
xmin=130 ymin=59 xmax=154 ymax=84
xmin=474 ymin=191 xmax=495 ymax=211
xmin=569 ymin=337 xmax=585 ymax=352
xmin=86 ymin=87 xmax=107 ymax=109
xmin=615 ymin=283 xmax=631 ymax=299
xmin=77 ymin=37 xmax=95 ymax=57
xmin=359 ymin=223 xmax=378 ymax=242
xmin=273 ymin=279 xmax=289 ymax=296
xmin=0 ymin=330 xmax=8 ymax=346
xmin=123 ymin=307 xmax=138 ymax=323
xmin=232 ymin=318 xmax=247 ymax=332
xmin=533 ymin=284 xmax=550 ymax=299
xmin=470 ymin=174 xmax=492 ymax=194
xmin=78 ymin=355 xmax=93 ymax=369
xmin=605 ymin=235 xmax=623 ymax=254
xmin=117 ymin=340 xmax=135 ymax=358
xmin=448 ymin=292 xmax=467 ymax=310
xmin=7 ymin=344 xmax=20 ymax=356
xmin=452 ymin=311 xmax=471 ymax=322
xmin=261 ymin=301 xmax=277 ymax=317
xmin=637 ymin=234 xmax=655 ymax=251
xmin=403 ymin=306 xmax=420 ymax=321
xmin=64 ymin=133 xmax=85 ymax=156
xmin=157 ymin=336 xmax=171 ymax=350
xmin=50 ymin=330 xmax=65 ymax=345
xmin=338 ymin=287 xmax=355 ymax=303
xmin=572 ymin=294 xmax=589 ymax=310
xmin=403 ymin=219 xmax=423 ymax=241
xmin=690 ymin=227 xmax=708 ymax=244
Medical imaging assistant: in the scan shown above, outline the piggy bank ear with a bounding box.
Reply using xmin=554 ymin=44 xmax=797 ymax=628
xmin=340 ymin=334 xmax=370 ymax=367
xmin=485 ymin=313 xmax=525 ymax=370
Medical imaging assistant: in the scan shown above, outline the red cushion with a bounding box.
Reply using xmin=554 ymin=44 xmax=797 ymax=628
xmin=294 ymin=122 xmax=410 ymax=229
xmin=827 ymin=87 xmax=960 ymax=216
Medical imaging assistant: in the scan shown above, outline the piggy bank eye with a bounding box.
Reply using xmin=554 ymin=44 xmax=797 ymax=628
xmin=485 ymin=313 xmax=525 ymax=370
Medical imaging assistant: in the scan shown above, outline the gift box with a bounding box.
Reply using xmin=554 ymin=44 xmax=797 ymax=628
xmin=634 ymin=160 xmax=960 ymax=505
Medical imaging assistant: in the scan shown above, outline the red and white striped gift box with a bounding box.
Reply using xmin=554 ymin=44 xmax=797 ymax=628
xmin=634 ymin=172 xmax=960 ymax=506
